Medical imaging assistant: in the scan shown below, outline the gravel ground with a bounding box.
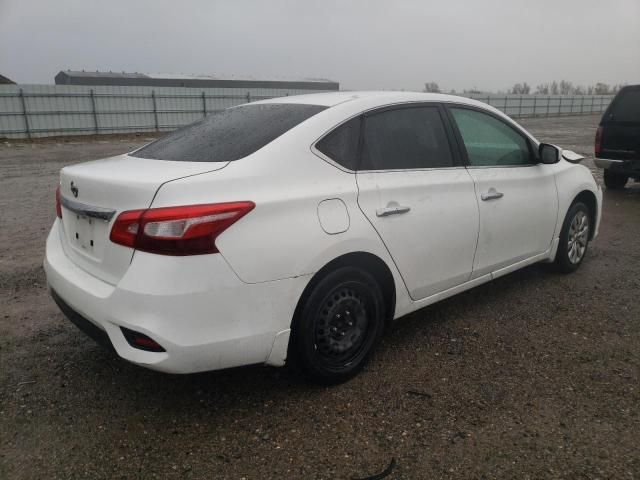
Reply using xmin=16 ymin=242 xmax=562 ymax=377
xmin=1 ymin=115 xmax=639 ymax=479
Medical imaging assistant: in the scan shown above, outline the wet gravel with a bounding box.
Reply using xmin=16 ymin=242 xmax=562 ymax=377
xmin=1 ymin=115 xmax=639 ymax=479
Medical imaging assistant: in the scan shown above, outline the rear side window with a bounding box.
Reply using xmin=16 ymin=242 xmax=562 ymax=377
xmin=607 ymin=89 xmax=640 ymax=122
xmin=360 ymin=107 xmax=454 ymax=170
xmin=315 ymin=117 xmax=361 ymax=170
xmin=132 ymin=103 xmax=327 ymax=162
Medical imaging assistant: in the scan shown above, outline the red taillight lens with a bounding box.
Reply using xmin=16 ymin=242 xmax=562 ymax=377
xmin=110 ymin=202 xmax=255 ymax=255
xmin=595 ymin=126 xmax=603 ymax=156
xmin=55 ymin=185 xmax=62 ymax=218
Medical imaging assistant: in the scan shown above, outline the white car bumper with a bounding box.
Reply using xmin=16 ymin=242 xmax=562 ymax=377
xmin=44 ymin=220 xmax=310 ymax=374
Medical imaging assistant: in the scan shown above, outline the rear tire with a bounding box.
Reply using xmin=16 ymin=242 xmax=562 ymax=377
xmin=289 ymin=266 xmax=385 ymax=384
xmin=554 ymin=202 xmax=591 ymax=273
xmin=604 ymin=170 xmax=628 ymax=190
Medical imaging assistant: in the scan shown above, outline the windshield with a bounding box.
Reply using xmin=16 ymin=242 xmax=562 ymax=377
xmin=131 ymin=103 xmax=327 ymax=162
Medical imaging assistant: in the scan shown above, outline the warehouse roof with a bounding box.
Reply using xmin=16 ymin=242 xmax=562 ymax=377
xmin=54 ymin=70 xmax=339 ymax=90
xmin=0 ymin=74 xmax=16 ymax=84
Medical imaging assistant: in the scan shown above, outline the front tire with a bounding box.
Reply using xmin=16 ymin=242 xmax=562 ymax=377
xmin=555 ymin=202 xmax=591 ymax=273
xmin=289 ymin=266 xmax=385 ymax=384
xmin=604 ymin=169 xmax=628 ymax=190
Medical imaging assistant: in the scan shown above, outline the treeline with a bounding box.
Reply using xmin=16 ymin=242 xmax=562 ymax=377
xmin=423 ymin=81 xmax=625 ymax=95
xmin=512 ymin=81 xmax=624 ymax=95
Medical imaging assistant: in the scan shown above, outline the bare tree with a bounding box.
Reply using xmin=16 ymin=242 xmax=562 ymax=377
xmin=536 ymin=83 xmax=550 ymax=95
xmin=511 ymin=82 xmax=531 ymax=94
xmin=611 ymin=84 xmax=624 ymax=94
xmin=423 ymin=82 xmax=441 ymax=93
xmin=559 ymin=80 xmax=574 ymax=95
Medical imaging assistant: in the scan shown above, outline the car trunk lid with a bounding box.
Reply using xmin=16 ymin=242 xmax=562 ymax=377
xmin=600 ymin=122 xmax=640 ymax=160
xmin=599 ymin=86 xmax=640 ymax=160
xmin=58 ymin=154 xmax=228 ymax=285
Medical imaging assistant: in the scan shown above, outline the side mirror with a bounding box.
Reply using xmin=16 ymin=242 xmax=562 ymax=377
xmin=539 ymin=143 xmax=561 ymax=164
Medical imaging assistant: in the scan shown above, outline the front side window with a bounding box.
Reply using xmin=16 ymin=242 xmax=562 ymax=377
xmin=315 ymin=117 xmax=361 ymax=170
xmin=132 ymin=103 xmax=327 ymax=162
xmin=360 ymin=106 xmax=454 ymax=170
xmin=450 ymin=108 xmax=533 ymax=167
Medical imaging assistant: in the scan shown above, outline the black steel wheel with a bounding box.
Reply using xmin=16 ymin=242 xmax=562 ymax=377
xmin=290 ymin=266 xmax=385 ymax=384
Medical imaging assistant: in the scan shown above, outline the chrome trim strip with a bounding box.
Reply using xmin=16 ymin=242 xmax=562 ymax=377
xmin=60 ymin=195 xmax=116 ymax=222
xmin=594 ymin=158 xmax=625 ymax=169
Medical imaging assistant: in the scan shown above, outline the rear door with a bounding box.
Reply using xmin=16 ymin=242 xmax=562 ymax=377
xmin=600 ymin=86 xmax=640 ymax=160
xmin=446 ymin=106 xmax=558 ymax=278
xmin=355 ymin=104 xmax=480 ymax=300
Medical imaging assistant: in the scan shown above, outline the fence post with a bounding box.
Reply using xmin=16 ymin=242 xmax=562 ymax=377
xmin=544 ymin=96 xmax=549 ymax=117
xmin=201 ymin=91 xmax=207 ymax=118
xmin=151 ymin=90 xmax=159 ymax=131
xmin=18 ymin=88 xmax=31 ymax=139
xmin=246 ymin=92 xmax=251 ymax=103
xmin=580 ymin=95 xmax=584 ymax=115
xmin=518 ymin=95 xmax=523 ymax=117
xmin=90 ymin=89 xmax=99 ymax=134
xmin=532 ymin=96 xmax=537 ymax=117
xmin=504 ymin=96 xmax=508 ymax=115
xmin=558 ymin=96 xmax=562 ymax=116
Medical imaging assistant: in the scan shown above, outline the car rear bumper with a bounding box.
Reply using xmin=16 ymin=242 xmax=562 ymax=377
xmin=594 ymin=157 xmax=640 ymax=175
xmin=594 ymin=158 xmax=625 ymax=169
xmin=44 ymin=220 xmax=310 ymax=374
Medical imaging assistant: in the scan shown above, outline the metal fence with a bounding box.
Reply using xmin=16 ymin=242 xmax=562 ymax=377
xmin=467 ymin=93 xmax=613 ymax=119
xmin=0 ymin=85 xmax=614 ymax=139
xmin=0 ymin=84 xmax=331 ymax=139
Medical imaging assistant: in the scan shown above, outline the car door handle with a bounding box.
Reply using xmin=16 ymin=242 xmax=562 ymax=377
xmin=376 ymin=203 xmax=411 ymax=217
xmin=481 ymin=188 xmax=504 ymax=201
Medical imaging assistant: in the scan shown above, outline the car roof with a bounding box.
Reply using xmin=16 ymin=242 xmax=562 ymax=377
xmin=255 ymin=90 xmax=484 ymax=108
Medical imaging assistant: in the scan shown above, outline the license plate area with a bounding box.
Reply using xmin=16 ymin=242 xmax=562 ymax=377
xmin=67 ymin=213 xmax=108 ymax=260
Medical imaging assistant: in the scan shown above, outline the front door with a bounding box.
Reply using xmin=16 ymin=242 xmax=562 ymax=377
xmin=447 ymin=106 xmax=558 ymax=278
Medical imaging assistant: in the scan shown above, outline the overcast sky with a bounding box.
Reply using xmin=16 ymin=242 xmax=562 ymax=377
xmin=1 ymin=0 xmax=638 ymax=92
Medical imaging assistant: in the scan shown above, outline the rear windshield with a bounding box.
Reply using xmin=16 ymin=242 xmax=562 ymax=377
xmin=607 ymin=88 xmax=640 ymax=122
xmin=132 ymin=103 xmax=327 ymax=162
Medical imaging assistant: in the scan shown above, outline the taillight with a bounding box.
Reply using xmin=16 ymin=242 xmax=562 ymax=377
xmin=110 ymin=202 xmax=255 ymax=255
xmin=55 ymin=185 xmax=62 ymax=218
xmin=595 ymin=126 xmax=603 ymax=156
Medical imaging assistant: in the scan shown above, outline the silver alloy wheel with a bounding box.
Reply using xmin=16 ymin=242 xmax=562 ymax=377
xmin=567 ymin=210 xmax=589 ymax=264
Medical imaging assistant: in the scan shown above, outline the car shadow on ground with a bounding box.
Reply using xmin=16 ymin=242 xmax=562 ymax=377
xmin=33 ymin=183 xmax=639 ymax=417
xmin=41 ymin=259 xmax=555 ymax=412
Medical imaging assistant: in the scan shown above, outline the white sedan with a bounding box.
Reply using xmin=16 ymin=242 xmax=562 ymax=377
xmin=44 ymin=92 xmax=602 ymax=383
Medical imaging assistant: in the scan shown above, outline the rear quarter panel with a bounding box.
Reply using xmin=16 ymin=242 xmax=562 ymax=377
xmin=149 ymin=139 xmax=406 ymax=303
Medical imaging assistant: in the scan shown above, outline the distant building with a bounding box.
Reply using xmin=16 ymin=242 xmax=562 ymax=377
xmin=55 ymin=70 xmax=339 ymax=91
xmin=0 ymin=74 xmax=16 ymax=84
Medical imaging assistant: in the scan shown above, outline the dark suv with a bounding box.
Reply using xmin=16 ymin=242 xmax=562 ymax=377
xmin=595 ymin=85 xmax=640 ymax=189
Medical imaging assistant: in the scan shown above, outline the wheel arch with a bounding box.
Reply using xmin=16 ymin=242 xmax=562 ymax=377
xmin=572 ymin=190 xmax=598 ymax=240
xmin=292 ymin=252 xmax=397 ymax=328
